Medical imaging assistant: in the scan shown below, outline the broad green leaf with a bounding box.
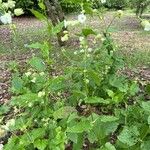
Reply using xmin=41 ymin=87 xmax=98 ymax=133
xmin=67 ymin=120 xmax=92 ymax=133
xmin=34 ymin=139 xmax=48 ymax=150
xmin=85 ymin=97 xmax=110 ymax=104
xmin=30 ymin=9 xmax=46 ymax=20
xmin=38 ymin=2 xmax=46 ymax=10
xmin=148 ymin=116 xmax=150 ymax=125
xmin=117 ymin=126 xmax=140 ymax=147
xmin=53 ymin=106 xmax=76 ymax=120
xmin=11 ymin=76 xmax=23 ymax=93
xmin=73 ymin=134 xmax=83 ymax=150
xmin=141 ymin=101 xmax=150 ymax=113
xmin=141 ymin=140 xmax=150 ymax=150
xmin=29 ymin=57 xmax=46 ymax=72
xmin=100 ymin=142 xmax=116 ymax=150
xmin=52 ymin=21 xmax=64 ymax=35
xmin=129 ymin=82 xmax=139 ymax=96
xmin=82 ymin=28 xmax=96 ymax=37
xmin=100 ymin=115 xmax=119 ymax=122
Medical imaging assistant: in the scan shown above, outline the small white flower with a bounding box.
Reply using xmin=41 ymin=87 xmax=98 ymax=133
xmin=144 ymin=22 xmax=150 ymax=31
xmin=117 ymin=10 xmax=123 ymax=18
xmin=64 ymin=20 xmax=67 ymax=28
xmin=40 ymin=72 xmax=45 ymax=76
xmin=87 ymin=48 xmax=92 ymax=52
xmin=79 ymin=36 xmax=84 ymax=42
xmin=0 ymin=13 xmax=12 ymax=24
xmin=85 ymin=79 xmax=89 ymax=84
xmin=28 ymin=102 xmax=32 ymax=107
xmin=8 ymin=0 xmax=16 ymax=9
xmin=61 ymin=34 xmax=69 ymax=42
xmin=0 ymin=144 xmax=3 ymax=150
xmin=31 ymin=77 xmax=36 ymax=83
xmin=80 ymin=49 xmax=84 ymax=53
xmin=25 ymin=72 xmax=32 ymax=77
xmin=74 ymin=51 xmax=78 ymax=55
xmin=14 ymin=8 xmax=24 ymax=16
xmin=101 ymin=0 xmax=106 ymax=4
xmin=78 ymin=14 xmax=86 ymax=24
xmin=38 ymin=91 xmax=45 ymax=98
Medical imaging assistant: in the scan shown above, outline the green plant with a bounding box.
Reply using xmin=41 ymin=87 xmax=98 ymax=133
xmin=0 ymin=1 xmax=150 ymax=150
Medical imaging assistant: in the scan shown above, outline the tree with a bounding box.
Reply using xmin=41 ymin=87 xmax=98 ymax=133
xmin=44 ymin=0 xmax=66 ymax=46
xmin=131 ymin=0 xmax=150 ymax=17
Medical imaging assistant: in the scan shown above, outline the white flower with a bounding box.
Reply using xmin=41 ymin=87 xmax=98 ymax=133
xmin=78 ymin=14 xmax=86 ymax=24
xmin=79 ymin=36 xmax=84 ymax=42
xmin=40 ymin=72 xmax=45 ymax=76
xmin=117 ymin=10 xmax=123 ymax=18
xmin=2 ymin=3 xmax=9 ymax=9
xmin=38 ymin=91 xmax=45 ymax=98
xmin=141 ymin=20 xmax=150 ymax=31
xmin=14 ymin=8 xmax=24 ymax=16
xmin=74 ymin=51 xmax=78 ymax=55
xmin=144 ymin=22 xmax=150 ymax=31
xmin=0 ymin=13 xmax=12 ymax=24
xmin=101 ymin=0 xmax=106 ymax=3
xmin=28 ymin=102 xmax=32 ymax=107
xmin=0 ymin=144 xmax=3 ymax=150
xmin=64 ymin=20 xmax=67 ymax=28
xmin=31 ymin=77 xmax=36 ymax=83
xmin=80 ymin=49 xmax=84 ymax=53
xmin=61 ymin=34 xmax=69 ymax=42
xmin=8 ymin=0 xmax=16 ymax=9
xmin=88 ymin=48 xmax=92 ymax=52
xmin=25 ymin=72 xmax=32 ymax=77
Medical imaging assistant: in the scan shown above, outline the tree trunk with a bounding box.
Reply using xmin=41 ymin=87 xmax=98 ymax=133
xmin=44 ymin=0 xmax=66 ymax=46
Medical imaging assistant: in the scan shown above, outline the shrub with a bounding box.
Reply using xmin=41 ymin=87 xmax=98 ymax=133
xmin=105 ymin=0 xmax=129 ymax=9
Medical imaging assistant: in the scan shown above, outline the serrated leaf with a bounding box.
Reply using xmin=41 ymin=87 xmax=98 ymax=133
xmin=141 ymin=140 xmax=150 ymax=150
xmin=141 ymin=101 xmax=150 ymax=113
xmin=100 ymin=115 xmax=119 ymax=122
xmin=34 ymin=139 xmax=48 ymax=150
xmin=53 ymin=106 xmax=76 ymax=120
xmin=82 ymin=28 xmax=96 ymax=37
xmin=129 ymin=82 xmax=139 ymax=96
xmin=85 ymin=97 xmax=110 ymax=104
xmin=11 ymin=76 xmax=23 ymax=93
xmin=29 ymin=57 xmax=46 ymax=72
xmin=67 ymin=120 xmax=92 ymax=133
xmin=148 ymin=116 xmax=150 ymax=125
xmin=118 ymin=126 xmax=140 ymax=147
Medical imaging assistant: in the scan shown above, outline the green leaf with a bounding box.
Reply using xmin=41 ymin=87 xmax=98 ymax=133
xmin=100 ymin=142 xmax=116 ymax=150
xmin=11 ymin=76 xmax=23 ymax=93
xmin=30 ymin=9 xmax=46 ymax=20
xmin=53 ymin=106 xmax=76 ymax=120
xmin=141 ymin=101 xmax=150 ymax=113
xmin=82 ymin=28 xmax=96 ymax=37
xmin=38 ymin=2 xmax=46 ymax=10
xmin=34 ymin=139 xmax=48 ymax=150
xmin=141 ymin=140 xmax=150 ymax=150
xmin=117 ymin=126 xmax=140 ymax=147
xmin=100 ymin=115 xmax=119 ymax=122
xmin=29 ymin=57 xmax=46 ymax=72
xmin=52 ymin=21 xmax=64 ymax=35
xmin=73 ymin=134 xmax=83 ymax=150
xmin=129 ymin=82 xmax=139 ymax=96
xmin=146 ymin=84 xmax=150 ymax=94
xmin=148 ymin=116 xmax=150 ymax=125
xmin=85 ymin=97 xmax=110 ymax=104
xmin=67 ymin=120 xmax=92 ymax=133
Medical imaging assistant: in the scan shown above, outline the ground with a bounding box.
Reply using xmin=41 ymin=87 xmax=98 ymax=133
xmin=0 ymin=11 xmax=150 ymax=104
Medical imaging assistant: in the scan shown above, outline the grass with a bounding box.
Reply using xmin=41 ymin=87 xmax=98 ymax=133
xmin=0 ymin=11 xmax=150 ymax=68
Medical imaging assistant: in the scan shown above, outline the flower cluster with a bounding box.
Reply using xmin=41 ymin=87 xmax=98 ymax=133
xmin=0 ymin=0 xmax=24 ymax=25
